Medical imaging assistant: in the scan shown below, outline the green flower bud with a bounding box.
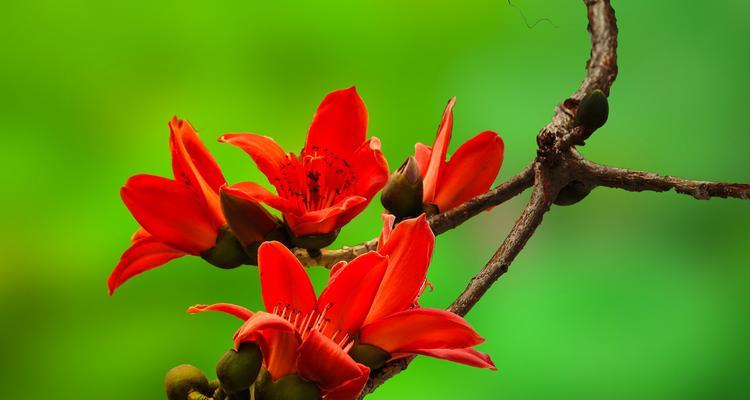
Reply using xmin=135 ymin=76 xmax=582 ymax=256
xmin=380 ymin=157 xmax=424 ymax=220
xmin=255 ymin=373 xmax=320 ymax=400
xmin=164 ymin=364 xmax=211 ymax=400
xmin=201 ymin=226 xmax=250 ymax=269
xmin=216 ymin=343 xmax=263 ymax=394
xmin=575 ymin=89 xmax=609 ymax=136
xmin=349 ymin=343 xmax=391 ymax=370
xmin=553 ymin=180 xmax=592 ymax=206
xmin=288 ymin=230 xmax=340 ymax=251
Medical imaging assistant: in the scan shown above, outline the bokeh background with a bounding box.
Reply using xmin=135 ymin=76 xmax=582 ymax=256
xmin=2 ymin=0 xmax=749 ymax=398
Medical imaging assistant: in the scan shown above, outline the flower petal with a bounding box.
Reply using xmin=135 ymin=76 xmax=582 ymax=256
xmin=434 ymin=131 xmax=504 ymax=211
xmin=413 ymin=347 xmax=496 ymax=370
xmin=413 ymin=142 xmax=432 ymax=178
xmin=359 ymin=308 xmax=484 ymax=354
xmin=218 ymin=133 xmax=288 ymax=191
xmin=377 ymin=213 xmax=396 ymax=252
xmin=169 ymin=117 xmax=225 ymax=225
xmin=350 ymin=137 xmax=389 ymax=199
xmin=233 ymin=311 xmax=300 ymax=380
xmin=297 ymin=330 xmax=364 ymax=391
xmin=187 ymin=303 xmax=254 ymax=321
xmin=317 ymin=251 xmax=388 ymax=336
xmin=285 ymin=195 xmax=367 ymax=237
xmin=222 ymin=182 xmax=301 ymax=217
xmin=365 ymin=215 xmax=434 ymax=324
xmin=305 ymin=87 xmax=368 ymax=159
xmin=121 ymin=174 xmax=219 ymax=253
xmin=323 ymin=363 xmax=370 ymax=400
xmin=258 ymin=241 xmax=317 ymax=315
xmin=107 ymin=232 xmax=185 ymax=295
xmin=422 ymin=97 xmax=455 ymax=203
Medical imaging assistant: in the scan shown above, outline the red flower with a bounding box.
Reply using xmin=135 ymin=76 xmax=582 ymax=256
xmin=414 ymin=98 xmax=504 ymax=212
xmin=191 ymin=217 xmax=493 ymax=397
xmin=352 ymin=214 xmax=497 ymax=370
xmin=220 ymin=87 xmax=389 ymax=240
xmin=189 ymin=241 xmax=383 ymax=399
xmin=108 ymin=117 xmax=229 ymax=295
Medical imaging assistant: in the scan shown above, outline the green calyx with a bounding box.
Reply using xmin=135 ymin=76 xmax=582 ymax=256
xmin=553 ymin=180 xmax=593 ymax=206
xmin=574 ymin=89 xmax=609 ymax=137
xmin=255 ymin=373 xmax=321 ymax=400
xmin=164 ymin=365 xmax=212 ymax=400
xmin=216 ymin=343 xmax=263 ymax=394
xmin=349 ymin=343 xmax=391 ymax=370
xmin=201 ymin=226 xmax=250 ymax=269
xmin=381 ymin=156 xmax=424 ymax=220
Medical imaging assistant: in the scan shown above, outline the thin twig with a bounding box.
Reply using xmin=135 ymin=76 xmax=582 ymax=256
xmin=295 ymin=163 xmax=535 ymax=268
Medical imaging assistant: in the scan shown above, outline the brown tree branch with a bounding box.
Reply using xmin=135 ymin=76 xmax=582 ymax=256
xmin=577 ymin=158 xmax=750 ymax=200
xmin=357 ymin=1 xmax=620 ymax=397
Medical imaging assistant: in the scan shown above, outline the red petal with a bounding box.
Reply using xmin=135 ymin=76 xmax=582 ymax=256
xmin=359 ymin=308 xmax=484 ymax=354
xmin=365 ymin=215 xmax=434 ymax=324
xmin=350 ymin=137 xmax=389 ymax=199
xmin=258 ymin=241 xmax=317 ymax=315
xmin=187 ymin=303 xmax=254 ymax=321
xmin=305 ymin=87 xmax=368 ymax=159
xmin=422 ymin=97 xmax=455 ymax=203
xmin=317 ymin=251 xmax=388 ymax=336
xmin=413 ymin=142 xmax=433 ymax=179
xmin=324 ymin=363 xmax=370 ymax=400
xmin=413 ymin=347 xmax=496 ymax=370
xmin=377 ymin=213 xmax=396 ymax=252
xmin=285 ymin=195 xmax=367 ymax=237
xmin=121 ymin=174 xmax=219 ymax=253
xmin=223 ymin=182 xmax=301 ymax=217
xmin=297 ymin=330 xmax=364 ymax=391
xmin=107 ymin=232 xmax=185 ymax=295
xmin=218 ymin=133 xmax=288 ymax=191
xmin=169 ymin=117 xmax=225 ymax=225
xmin=434 ymin=131 xmax=504 ymax=211
xmin=233 ymin=311 xmax=300 ymax=380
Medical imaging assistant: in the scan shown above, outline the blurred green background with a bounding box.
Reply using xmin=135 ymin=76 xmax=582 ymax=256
xmin=2 ymin=0 xmax=749 ymax=398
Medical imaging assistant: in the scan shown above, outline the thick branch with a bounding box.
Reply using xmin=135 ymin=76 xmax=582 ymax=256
xmin=449 ymin=168 xmax=552 ymax=316
xmin=578 ymin=158 xmax=750 ymax=200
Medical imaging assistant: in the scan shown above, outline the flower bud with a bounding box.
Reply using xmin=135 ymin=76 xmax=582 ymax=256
xmin=201 ymin=226 xmax=250 ymax=269
xmin=216 ymin=343 xmax=263 ymax=395
xmin=289 ymin=230 xmax=340 ymax=251
xmin=255 ymin=373 xmax=320 ymax=400
xmin=220 ymin=189 xmax=280 ymax=249
xmin=164 ymin=364 xmax=211 ymax=400
xmin=381 ymin=156 xmax=424 ymax=220
xmin=349 ymin=343 xmax=391 ymax=370
xmin=575 ymin=89 xmax=609 ymax=137
xmin=553 ymin=180 xmax=592 ymax=206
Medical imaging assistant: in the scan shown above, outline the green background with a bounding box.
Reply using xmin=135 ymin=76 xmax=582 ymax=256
xmin=2 ymin=0 xmax=749 ymax=398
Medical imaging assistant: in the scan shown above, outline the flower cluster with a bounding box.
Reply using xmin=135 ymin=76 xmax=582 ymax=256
xmin=110 ymin=88 xmax=505 ymax=400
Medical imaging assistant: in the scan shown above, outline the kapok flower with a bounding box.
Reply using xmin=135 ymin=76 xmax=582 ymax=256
xmin=108 ymin=117 xmax=276 ymax=295
xmin=414 ymin=97 xmax=504 ymax=213
xmin=220 ymin=87 xmax=389 ymax=248
xmin=347 ymin=214 xmax=496 ymax=370
xmin=189 ymin=241 xmax=384 ymax=399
